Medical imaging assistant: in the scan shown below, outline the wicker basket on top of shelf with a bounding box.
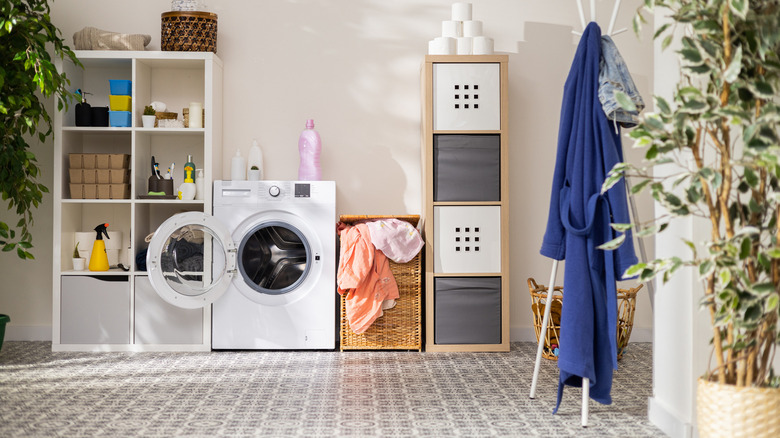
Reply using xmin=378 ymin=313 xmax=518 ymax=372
xmin=338 ymin=215 xmax=422 ymax=351
xmin=161 ymin=11 xmax=218 ymax=53
xmin=527 ymin=278 xmax=642 ymax=361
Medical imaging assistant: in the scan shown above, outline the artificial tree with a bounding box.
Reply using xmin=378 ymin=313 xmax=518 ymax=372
xmin=604 ymin=0 xmax=780 ymax=388
xmin=0 ymin=0 xmax=79 ymax=259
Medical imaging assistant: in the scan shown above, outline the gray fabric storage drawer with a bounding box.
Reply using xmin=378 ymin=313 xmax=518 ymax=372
xmin=434 ymin=277 xmax=501 ymax=344
xmin=434 ymin=134 xmax=500 ymax=202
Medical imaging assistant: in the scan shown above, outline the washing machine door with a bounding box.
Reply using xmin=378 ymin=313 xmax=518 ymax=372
xmin=147 ymin=211 xmax=236 ymax=309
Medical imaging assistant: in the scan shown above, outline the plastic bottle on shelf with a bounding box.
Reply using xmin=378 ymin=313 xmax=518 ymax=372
xmin=178 ymin=168 xmax=196 ymax=200
xmin=231 ymin=149 xmax=246 ymax=181
xmin=195 ymin=169 xmax=204 ymax=200
xmin=184 ymin=154 xmax=196 ymax=182
xmin=247 ymin=139 xmax=264 ymax=181
xmin=298 ymin=119 xmax=321 ymax=181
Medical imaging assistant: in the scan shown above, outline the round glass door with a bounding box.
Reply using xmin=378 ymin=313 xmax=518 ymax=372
xmin=237 ymin=221 xmax=311 ymax=295
xmin=147 ymin=212 xmax=235 ymax=309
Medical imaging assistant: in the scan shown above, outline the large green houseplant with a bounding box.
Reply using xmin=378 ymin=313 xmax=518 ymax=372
xmin=0 ymin=0 xmax=79 ymax=260
xmin=603 ymin=0 xmax=780 ymax=434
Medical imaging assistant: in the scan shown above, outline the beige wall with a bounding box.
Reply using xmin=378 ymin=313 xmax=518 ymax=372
xmin=1 ymin=0 xmax=655 ymax=342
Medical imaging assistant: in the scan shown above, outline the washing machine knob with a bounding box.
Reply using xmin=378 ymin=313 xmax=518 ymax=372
xmin=268 ymin=185 xmax=281 ymax=197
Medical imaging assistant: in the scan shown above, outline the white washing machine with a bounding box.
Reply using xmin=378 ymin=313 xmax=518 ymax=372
xmin=146 ymin=180 xmax=336 ymax=350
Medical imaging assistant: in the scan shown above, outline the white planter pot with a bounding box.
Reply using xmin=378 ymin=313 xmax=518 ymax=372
xmin=142 ymin=115 xmax=156 ymax=128
xmin=72 ymin=257 xmax=86 ymax=271
xmin=247 ymin=169 xmax=262 ymax=181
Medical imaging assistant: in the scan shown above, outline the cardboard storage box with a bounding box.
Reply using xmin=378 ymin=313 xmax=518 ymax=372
xmin=69 ymin=169 xmax=83 ymax=184
xmin=69 ymin=153 xmax=97 ymax=169
xmin=83 ymin=185 xmax=98 ymax=199
xmin=95 ymin=183 xmax=130 ymax=199
xmin=110 ymin=184 xmax=130 ymax=199
xmin=97 ymin=184 xmax=111 ymax=199
xmin=94 ymin=154 xmax=130 ymax=170
xmin=97 ymin=169 xmax=130 ymax=184
xmin=110 ymin=154 xmax=130 ymax=169
xmin=69 ymin=184 xmax=84 ymax=199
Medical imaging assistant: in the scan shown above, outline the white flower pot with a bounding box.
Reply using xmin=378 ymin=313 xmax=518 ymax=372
xmin=142 ymin=115 xmax=156 ymax=128
xmin=72 ymin=257 xmax=86 ymax=271
xmin=247 ymin=169 xmax=262 ymax=181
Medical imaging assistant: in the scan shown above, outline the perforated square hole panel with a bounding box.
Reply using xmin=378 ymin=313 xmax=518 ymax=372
xmin=434 ymin=206 xmax=501 ymax=273
xmin=433 ymin=63 xmax=500 ymax=130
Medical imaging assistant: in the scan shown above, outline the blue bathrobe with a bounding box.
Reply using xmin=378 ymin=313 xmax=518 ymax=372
xmin=539 ymin=22 xmax=638 ymax=413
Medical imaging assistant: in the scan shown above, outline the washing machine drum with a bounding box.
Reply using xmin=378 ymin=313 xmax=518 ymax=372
xmin=238 ymin=222 xmax=311 ymax=295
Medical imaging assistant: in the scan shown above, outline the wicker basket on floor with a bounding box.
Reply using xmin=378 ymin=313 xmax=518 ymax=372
xmin=527 ymin=278 xmax=642 ymax=361
xmin=527 ymin=278 xmax=563 ymax=360
xmin=339 ymin=215 xmax=422 ymax=351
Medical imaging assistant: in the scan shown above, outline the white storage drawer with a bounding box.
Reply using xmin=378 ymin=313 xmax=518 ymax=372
xmin=434 ymin=206 xmax=501 ymax=273
xmin=134 ymin=276 xmax=203 ymax=345
xmin=433 ymin=63 xmax=501 ymax=131
xmin=60 ymin=276 xmax=130 ymax=344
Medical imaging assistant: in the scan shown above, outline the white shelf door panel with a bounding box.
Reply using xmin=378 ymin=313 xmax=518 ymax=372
xmin=433 ymin=63 xmax=500 ymax=131
xmin=433 ymin=205 xmax=501 ymax=273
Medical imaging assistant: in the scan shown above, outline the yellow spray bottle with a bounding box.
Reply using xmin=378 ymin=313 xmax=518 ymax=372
xmin=88 ymin=223 xmax=110 ymax=271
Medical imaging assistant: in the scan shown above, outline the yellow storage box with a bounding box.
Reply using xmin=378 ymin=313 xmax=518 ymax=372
xmin=109 ymin=95 xmax=132 ymax=111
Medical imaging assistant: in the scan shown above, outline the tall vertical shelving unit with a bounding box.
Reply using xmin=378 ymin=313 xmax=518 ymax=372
xmin=52 ymin=51 xmax=223 ymax=352
xmin=421 ymin=55 xmax=510 ymax=352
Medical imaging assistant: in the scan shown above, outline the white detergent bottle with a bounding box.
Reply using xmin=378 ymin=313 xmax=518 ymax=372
xmin=178 ymin=168 xmax=196 ymax=200
xmin=247 ymin=139 xmax=264 ymax=181
xmin=194 ymin=169 xmax=204 ymax=200
xmin=298 ymin=119 xmax=321 ymax=181
xmin=231 ymin=149 xmax=246 ymax=181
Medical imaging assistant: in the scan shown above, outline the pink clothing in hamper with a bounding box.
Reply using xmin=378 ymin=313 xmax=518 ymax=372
xmin=366 ymin=218 xmax=424 ymax=264
xmin=337 ymin=223 xmax=399 ymax=334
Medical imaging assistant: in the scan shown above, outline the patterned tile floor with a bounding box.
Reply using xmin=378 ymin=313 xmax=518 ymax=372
xmin=0 ymin=342 xmax=665 ymax=437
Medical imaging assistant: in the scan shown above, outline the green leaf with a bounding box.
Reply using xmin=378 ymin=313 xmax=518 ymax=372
xmin=611 ymin=223 xmax=633 ymax=232
xmin=741 ymin=238 xmax=753 ymax=259
xmin=723 ymin=46 xmax=743 ymax=83
xmin=699 ymin=260 xmax=715 ymax=278
xmin=744 ymin=167 xmax=759 ymax=188
xmin=630 ymin=179 xmax=652 ymax=194
xmin=655 ymin=96 xmax=671 ymax=116
xmin=730 ymin=0 xmax=749 ymax=19
xmin=625 ymin=263 xmax=647 ymax=277
xmin=597 ymin=233 xmax=626 ymax=251
xmin=615 ymin=91 xmax=637 ymax=112
xmin=719 ymin=269 xmax=732 ymax=288
xmin=768 ymin=294 xmax=779 ymax=313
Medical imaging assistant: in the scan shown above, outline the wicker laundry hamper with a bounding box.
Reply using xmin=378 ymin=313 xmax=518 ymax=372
xmin=338 ymin=215 xmax=422 ymax=351
xmin=527 ymin=278 xmax=642 ymax=360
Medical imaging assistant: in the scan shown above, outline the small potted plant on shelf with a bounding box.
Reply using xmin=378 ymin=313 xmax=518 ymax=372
xmin=248 ymin=165 xmax=261 ymax=181
xmin=142 ymin=105 xmax=156 ymax=128
xmin=72 ymin=242 xmax=85 ymax=271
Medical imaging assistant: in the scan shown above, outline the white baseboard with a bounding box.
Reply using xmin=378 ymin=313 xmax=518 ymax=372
xmin=648 ymin=396 xmax=694 ymax=438
xmin=510 ymin=327 xmax=653 ymax=343
xmin=5 ymin=325 xmax=52 ymax=341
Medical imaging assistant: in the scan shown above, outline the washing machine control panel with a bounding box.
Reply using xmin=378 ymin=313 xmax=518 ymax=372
xmin=214 ymin=181 xmax=332 ymax=206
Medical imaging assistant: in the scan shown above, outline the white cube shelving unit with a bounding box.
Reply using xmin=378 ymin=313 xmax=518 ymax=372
xmin=52 ymin=51 xmax=223 ymax=352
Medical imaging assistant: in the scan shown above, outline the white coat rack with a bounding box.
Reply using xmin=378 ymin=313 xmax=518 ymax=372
xmin=528 ymin=0 xmax=655 ymax=428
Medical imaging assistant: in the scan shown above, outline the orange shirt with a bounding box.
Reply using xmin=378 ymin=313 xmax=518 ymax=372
xmin=337 ymin=223 xmax=399 ymax=334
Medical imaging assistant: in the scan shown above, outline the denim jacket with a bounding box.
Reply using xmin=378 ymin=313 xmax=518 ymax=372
xmin=599 ymin=35 xmax=644 ymax=128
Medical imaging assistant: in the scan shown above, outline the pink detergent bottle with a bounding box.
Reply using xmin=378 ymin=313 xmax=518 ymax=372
xmin=298 ymin=119 xmax=321 ymax=181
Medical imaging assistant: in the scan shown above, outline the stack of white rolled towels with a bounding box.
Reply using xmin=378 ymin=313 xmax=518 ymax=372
xmin=428 ymin=2 xmax=494 ymax=55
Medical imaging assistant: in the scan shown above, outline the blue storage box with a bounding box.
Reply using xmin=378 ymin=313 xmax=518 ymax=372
xmin=109 ymin=80 xmax=132 ymax=95
xmin=109 ymin=111 xmax=131 ymax=127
